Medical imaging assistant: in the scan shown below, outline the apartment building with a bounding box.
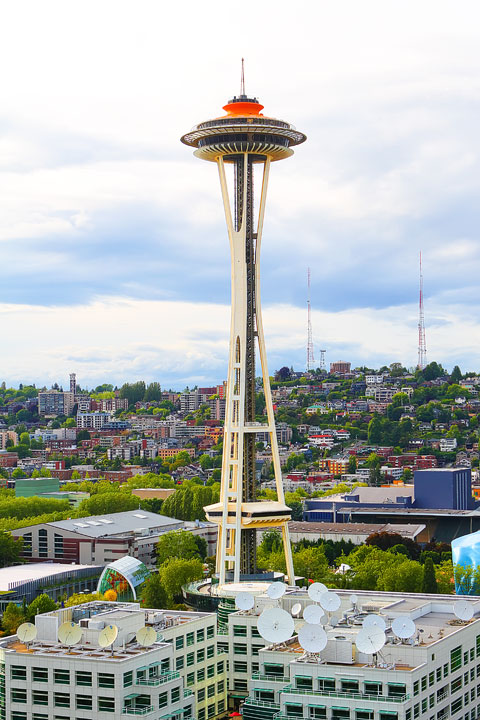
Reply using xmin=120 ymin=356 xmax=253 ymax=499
xmin=38 ymin=391 xmax=75 ymax=416
xmin=0 ymin=430 xmax=18 ymax=449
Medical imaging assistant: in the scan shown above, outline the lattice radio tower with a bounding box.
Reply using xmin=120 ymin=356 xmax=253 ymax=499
xmin=417 ymin=251 xmax=427 ymax=370
xmin=306 ymin=267 xmax=315 ymax=371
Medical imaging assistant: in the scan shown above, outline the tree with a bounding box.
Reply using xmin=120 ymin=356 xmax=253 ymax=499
xmin=156 ymin=530 xmax=201 ymax=567
xmin=158 ymin=557 xmax=203 ymax=602
xmin=77 ymin=430 xmax=91 ymax=441
xmin=293 ymin=546 xmax=331 ymax=581
xmin=193 ymin=535 xmax=207 ymax=560
xmin=144 ymin=383 xmax=162 ymax=402
xmin=71 ymin=470 xmax=81 ymax=480
xmin=26 ymin=593 xmax=56 ymax=621
xmin=367 ymin=417 xmax=382 ymax=444
xmin=347 ymin=455 xmax=357 ymax=473
xmin=12 ymin=468 xmax=26 ymax=479
xmin=275 ymin=366 xmax=291 ymax=381
xmin=19 ymin=432 xmax=30 ymax=447
xmin=422 ymin=557 xmax=438 ymax=593
xmin=77 ymin=493 xmax=138 ymax=516
xmin=2 ymin=602 xmax=24 ymax=634
xmin=450 ymin=365 xmax=462 ymax=384
xmin=368 ymin=465 xmax=383 ymax=487
xmin=65 ymin=592 xmax=104 ymax=607
xmin=0 ymin=533 xmax=23 ymax=567
xmin=366 ymin=532 xmax=420 ymax=560
xmin=140 ymin=572 xmax=168 ymax=608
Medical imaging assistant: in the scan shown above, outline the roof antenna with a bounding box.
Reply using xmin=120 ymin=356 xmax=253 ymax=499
xmin=240 ymin=58 xmax=245 ymax=96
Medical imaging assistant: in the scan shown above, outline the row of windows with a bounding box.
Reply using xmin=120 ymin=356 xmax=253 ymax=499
xmin=12 ymin=711 xmax=192 ymax=720
xmin=197 ymin=684 xmax=218 ymax=701
xmin=11 ymin=691 xmax=115 ymax=711
xmin=174 ymin=625 xmax=215 ymax=650
xmin=186 ymin=675 xmax=224 ymax=695
xmin=233 ymin=643 xmax=265 ymax=656
xmin=11 ymin=666 xmax=117 ymax=687
xmin=175 ymin=644 xmax=217 ymax=669
xmin=412 ymin=655 xmax=480 ymax=699
xmin=197 ymin=699 xmax=225 ymax=720
xmin=233 ymin=624 xmax=261 ymax=638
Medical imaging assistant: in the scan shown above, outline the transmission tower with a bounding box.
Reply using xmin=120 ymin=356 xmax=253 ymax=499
xmin=417 ymin=251 xmax=427 ymax=370
xmin=306 ymin=267 xmax=315 ymax=371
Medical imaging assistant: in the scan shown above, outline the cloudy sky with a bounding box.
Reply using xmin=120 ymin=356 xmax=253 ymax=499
xmin=2 ymin=0 xmax=480 ymax=389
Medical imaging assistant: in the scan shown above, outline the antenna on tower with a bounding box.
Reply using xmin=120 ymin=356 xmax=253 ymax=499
xmin=240 ymin=58 xmax=245 ymax=96
xmin=417 ymin=251 xmax=427 ymax=370
xmin=307 ymin=267 xmax=315 ymax=371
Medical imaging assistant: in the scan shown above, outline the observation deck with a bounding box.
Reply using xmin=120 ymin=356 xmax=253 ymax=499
xmin=181 ymin=94 xmax=306 ymax=162
xmin=204 ymin=500 xmax=291 ymax=529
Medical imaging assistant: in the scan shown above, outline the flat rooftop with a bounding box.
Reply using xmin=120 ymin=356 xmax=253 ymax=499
xmin=288 ymin=521 xmax=425 ymax=538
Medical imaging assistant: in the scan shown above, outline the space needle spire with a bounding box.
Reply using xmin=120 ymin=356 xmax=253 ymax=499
xmin=181 ymin=67 xmax=306 ymax=585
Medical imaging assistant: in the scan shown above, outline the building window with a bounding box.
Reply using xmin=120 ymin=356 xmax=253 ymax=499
xmin=207 ymin=645 xmax=215 ymax=658
xmin=451 ymin=698 xmax=463 ymax=715
xmin=185 ymin=705 xmax=193 ymax=718
xmin=54 ymin=693 xmax=70 ymax=707
xmin=197 ymin=669 xmax=205 ymax=682
xmin=437 ymin=669 xmax=442 ymax=682
xmin=429 ymin=694 xmax=435 ymax=708
xmin=256 ymin=689 xmax=274 ymax=702
xmin=176 ymin=636 xmax=184 ymax=650
xmin=22 ymin=533 xmax=32 ymax=557
xmin=176 ymin=657 xmax=184 ymax=671
xmin=332 ymin=709 xmax=350 ymax=720
xmin=285 ymin=705 xmax=303 ymax=718
xmin=342 ymin=679 xmax=359 ymax=694
xmin=54 ymin=669 xmax=69 ymax=685
xmin=233 ymin=625 xmax=247 ymax=637
xmin=234 ymin=661 xmax=247 ymax=673
xmin=159 ymin=692 xmax=168 ymax=709
xmin=422 ymin=677 xmax=428 ymax=691
xmin=11 ymin=666 xmax=26 ymax=680
xmin=207 ymin=664 xmax=215 ymax=678
xmin=32 ymin=667 xmax=48 ymax=682
xmin=388 ymin=683 xmax=406 ymax=697
xmin=422 ymin=699 xmax=428 ymax=713
xmin=32 ymin=691 xmax=48 ymax=705
xmin=414 ymin=681 xmax=420 ymax=696
xmin=161 ymin=658 xmax=170 ymax=673
xmin=12 ymin=713 xmax=27 ymax=720
xmin=217 ymin=680 xmax=224 ymax=693
xmin=199 ymin=710 xmax=205 ymax=720
xmin=187 ymin=632 xmax=194 ymax=646
xmin=76 ymin=695 xmax=92 ymax=710
xmin=207 ymin=626 xmax=215 ymax=639
xmin=380 ymin=714 xmax=397 ymax=720
xmin=187 ymin=673 xmax=195 ymax=687
xmin=233 ymin=643 xmax=247 ymax=655
xmin=197 ymin=629 xmax=205 ymax=642
xmin=452 ymin=677 xmax=463 ymax=693
xmin=364 ymin=682 xmax=381 ymax=696
xmin=356 ymin=713 xmax=373 ymax=720
xmin=207 ymin=684 xmax=215 ymax=698
xmin=98 ymin=697 xmax=115 ymax=713
xmin=76 ymin=671 xmax=92 ymax=686
xmin=187 ymin=652 xmax=195 ymax=666
xmin=123 ymin=671 xmax=133 ymax=687
xmin=171 ymin=687 xmax=180 ymax=703
xmin=197 ymin=649 xmax=205 ymax=662
xmin=12 ymin=688 xmax=27 ymax=703
xmin=54 ymin=533 xmax=64 ymax=558
xmin=38 ymin=528 xmax=48 ymax=557
xmin=98 ymin=673 xmax=114 ymax=688
xmin=218 ymin=700 xmax=225 ymax=713
xmin=233 ymin=680 xmax=247 ymax=692
xmin=198 ymin=689 xmax=206 ymax=702
xmin=217 ymin=661 xmax=224 ymax=674
xmin=208 ymin=705 xmax=216 ymax=718
xmin=429 ymin=672 xmax=435 ymax=687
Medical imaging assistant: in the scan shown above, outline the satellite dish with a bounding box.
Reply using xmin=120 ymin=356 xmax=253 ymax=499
xmin=17 ymin=622 xmax=37 ymax=643
xmin=98 ymin=624 xmax=118 ymax=648
xmin=363 ymin=614 xmax=386 ymax=632
xmin=136 ymin=626 xmax=157 ymax=647
xmin=236 ymin=592 xmax=255 ymax=611
xmin=356 ymin=627 xmax=386 ymax=655
xmin=320 ymin=614 xmax=328 ymax=625
xmin=320 ymin=591 xmax=341 ymax=612
xmin=267 ymin=582 xmax=286 ymax=600
xmin=298 ymin=623 xmax=328 ymax=653
xmin=257 ymin=608 xmax=294 ymax=644
xmin=330 ymin=616 xmax=340 ymax=627
xmin=350 ymin=594 xmax=358 ymax=605
xmin=454 ymin=601 xmax=474 ymax=622
xmin=291 ymin=603 xmax=302 ymax=618
xmin=303 ymin=604 xmax=323 ymax=624
xmin=392 ymin=616 xmax=416 ymax=639
xmin=308 ymin=582 xmax=328 ymax=602
xmin=58 ymin=622 xmax=82 ymax=647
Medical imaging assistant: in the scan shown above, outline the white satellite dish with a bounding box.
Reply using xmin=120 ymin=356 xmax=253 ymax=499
xmin=267 ymin=582 xmax=286 ymax=600
xmin=236 ymin=592 xmax=255 ymax=611
xmin=17 ymin=622 xmax=37 ymax=643
xmin=350 ymin=594 xmax=358 ymax=606
xmin=308 ymin=582 xmax=328 ymax=602
xmin=356 ymin=627 xmax=386 ymax=655
xmin=303 ymin=604 xmax=323 ymax=624
xmin=320 ymin=614 xmax=328 ymax=625
xmin=454 ymin=601 xmax=474 ymax=622
xmin=298 ymin=623 xmax=328 ymax=653
xmin=330 ymin=616 xmax=340 ymax=627
xmin=320 ymin=591 xmax=341 ymax=612
xmin=257 ymin=608 xmax=294 ymax=644
xmin=58 ymin=622 xmax=82 ymax=647
xmin=291 ymin=603 xmax=302 ymax=618
xmin=363 ymin=614 xmax=386 ymax=632
xmin=98 ymin=624 xmax=118 ymax=648
xmin=136 ymin=626 xmax=157 ymax=647
xmin=392 ymin=616 xmax=416 ymax=639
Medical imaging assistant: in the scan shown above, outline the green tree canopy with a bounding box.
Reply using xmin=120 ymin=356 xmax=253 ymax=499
xmin=2 ymin=602 xmax=25 ymax=634
xmin=158 ymin=557 xmax=203 ymax=603
xmin=156 ymin=530 xmax=201 ymax=567
xmin=140 ymin=572 xmax=168 ymax=609
xmin=26 ymin=593 xmax=56 ymax=621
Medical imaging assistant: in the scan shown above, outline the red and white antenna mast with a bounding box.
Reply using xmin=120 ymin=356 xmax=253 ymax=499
xmin=417 ymin=251 xmax=427 ymax=370
xmin=307 ymin=267 xmax=315 ymax=371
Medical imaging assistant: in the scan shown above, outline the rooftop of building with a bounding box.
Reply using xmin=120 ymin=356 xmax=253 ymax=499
xmin=46 ymin=509 xmax=181 ymax=537
xmin=1 ymin=600 xmax=214 ymax=661
xmin=0 ymin=562 xmax=102 ymax=591
xmin=288 ymin=521 xmax=426 ymax=539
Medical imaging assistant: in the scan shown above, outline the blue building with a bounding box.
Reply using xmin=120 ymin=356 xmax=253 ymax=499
xmin=414 ymin=468 xmax=475 ymax=510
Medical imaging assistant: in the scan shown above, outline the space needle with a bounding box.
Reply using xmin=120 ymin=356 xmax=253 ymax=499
xmin=181 ymin=64 xmax=306 ymax=585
